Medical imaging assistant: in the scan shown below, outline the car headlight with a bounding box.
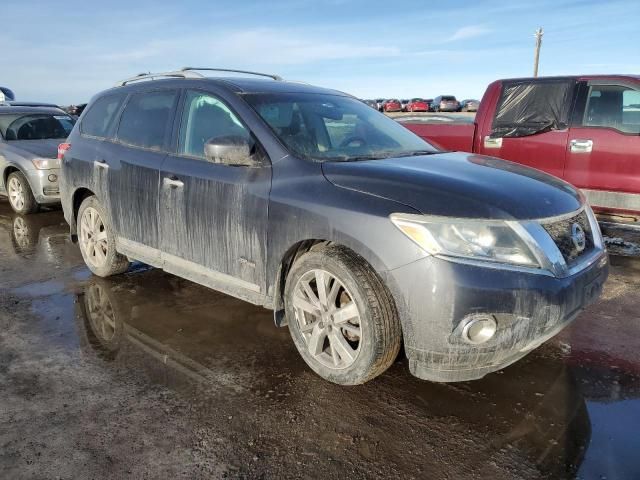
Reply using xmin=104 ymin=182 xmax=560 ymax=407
xmin=32 ymin=158 xmax=61 ymax=169
xmin=390 ymin=213 xmax=540 ymax=267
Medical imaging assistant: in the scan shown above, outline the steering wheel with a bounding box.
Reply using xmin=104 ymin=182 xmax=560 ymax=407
xmin=339 ymin=136 xmax=367 ymax=148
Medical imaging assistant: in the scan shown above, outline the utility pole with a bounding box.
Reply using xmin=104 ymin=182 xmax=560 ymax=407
xmin=533 ymin=27 xmax=544 ymax=77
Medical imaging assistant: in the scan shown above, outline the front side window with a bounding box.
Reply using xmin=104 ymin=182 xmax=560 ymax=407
xmin=244 ymin=93 xmax=436 ymax=162
xmin=0 ymin=113 xmax=75 ymax=140
xmin=179 ymin=90 xmax=251 ymax=159
xmin=583 ymin=84 xmax=640 ymax=134
xmin=117 ymin=90 xmax=177 ymax=150
xmin=81 ymin=94 xmax=125 ymax=138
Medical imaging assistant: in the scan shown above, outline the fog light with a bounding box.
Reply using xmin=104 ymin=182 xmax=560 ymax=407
xmin=48 ymin=174 xmax=58 ymax=182
xmin=462 ymin=315 xmax=497 ymax=345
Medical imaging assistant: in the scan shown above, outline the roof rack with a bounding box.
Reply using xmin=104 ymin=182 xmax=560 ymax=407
xmin=180 ymin=67 xmax=282 ymax=81
xmin=114 ymin=67 xmax=282 ymax=87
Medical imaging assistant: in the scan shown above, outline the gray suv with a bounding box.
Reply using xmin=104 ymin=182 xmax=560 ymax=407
xmin=59 ymin=68 xmax=608 ymax=385
xmin=1 ymin=105 xmax=75 ymax=213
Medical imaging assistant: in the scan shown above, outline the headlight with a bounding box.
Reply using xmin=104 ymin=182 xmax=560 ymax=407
xmin=31 ymin=158 xmax=61 ymax=169
xmin=390 ymin=213 xmax=540 ymax=267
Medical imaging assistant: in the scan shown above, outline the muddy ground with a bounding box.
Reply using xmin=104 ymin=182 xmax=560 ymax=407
xmin=1 ymin=200 xmax=639 ymax=479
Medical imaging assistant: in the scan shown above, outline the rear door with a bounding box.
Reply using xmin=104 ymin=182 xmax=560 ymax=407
xmin=564 ymin=80 xmax=640 ymax=214
xmin=159 ymin=89 xmax=271 ymax=302
xmin=476 ymin=79 xmax=575 ymax=179
xmin=109 ymin=89 xmax=178 ymax=252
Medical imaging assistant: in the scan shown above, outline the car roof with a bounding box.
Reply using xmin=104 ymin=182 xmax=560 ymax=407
xmin=0 ymin=105 xmax=68 ymax=115
xmin=97 ymin=76 xmax=351 ymax=100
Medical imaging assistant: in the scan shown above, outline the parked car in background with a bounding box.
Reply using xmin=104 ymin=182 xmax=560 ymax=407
xmin=400 ymin=75 xmax=640 ymax=224
xmin=400 ymin=99 xmax=410 ymax=112
xmin=0 ymin=104 xmax=75 ymax=213
xmin=362 ymin=99 xmax=378 ymax=109
xmin=375 ymin=98 xmax=386 ymax=112
xmin=65 ymin=103 xmax=88 ymax=118
xmin=406 ymin=98 xmax=430 ymax=112
xmin=460 ymin=99 xmax=480 ymax=112
xmin=432 ymin=95 xmax=460 ymax=112
xmin=383 ymin=98 xmax=402 ymax=112
xmin=59 ymin=67 xmax=606 ymax=386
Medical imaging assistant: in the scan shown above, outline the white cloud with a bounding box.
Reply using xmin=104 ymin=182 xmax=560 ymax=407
xmin=443 ymin=25 xmax=492 ymax=43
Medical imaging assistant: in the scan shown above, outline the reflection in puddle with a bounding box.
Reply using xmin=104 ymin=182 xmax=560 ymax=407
xmin=68 ymin=271 xmax=638 ymax=478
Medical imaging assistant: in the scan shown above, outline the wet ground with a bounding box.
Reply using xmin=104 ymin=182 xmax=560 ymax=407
xmin=1 ymin=200 xmax=639 ymax=480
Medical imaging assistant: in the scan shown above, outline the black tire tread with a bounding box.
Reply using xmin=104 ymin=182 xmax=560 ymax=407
xmin=78 ymin=196 xmax=130 ymax=277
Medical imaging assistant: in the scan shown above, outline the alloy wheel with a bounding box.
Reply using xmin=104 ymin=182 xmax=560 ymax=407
xmin=80 ymin=207 xmax=109 ymax=268
xmin=8 ymin=177 xmax=25 ymax=211
xmin=292 ymin=269 xmax=362 ymax=369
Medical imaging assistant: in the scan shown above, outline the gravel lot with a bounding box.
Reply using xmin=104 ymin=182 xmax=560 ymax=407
xmin=1 ymin=200 xmax=639 ymax=479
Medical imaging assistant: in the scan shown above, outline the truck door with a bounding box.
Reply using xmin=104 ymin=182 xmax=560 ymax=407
xmin=477 ymin=78 xmax=574 ymax=179
xmin=564 ymin=80 xmax=640 ymax=215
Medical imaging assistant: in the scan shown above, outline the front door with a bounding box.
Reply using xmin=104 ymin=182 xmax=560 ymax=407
xmin=564 ymin=81 xmax=640 ymax=215
xmin=159 ymin=89 xmax=271 ymax=302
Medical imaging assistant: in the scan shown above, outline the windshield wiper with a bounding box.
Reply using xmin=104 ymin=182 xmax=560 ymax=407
xmin=396 ymin=150 xmax=440 ymax=157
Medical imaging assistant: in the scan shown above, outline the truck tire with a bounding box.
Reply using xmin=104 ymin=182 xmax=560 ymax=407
xmin=6 ymin=171 xmax=38 ymax=214
xmin=285 ymin=244 xmax=402 ymax=385
xmin=77 ymin=196 xmax=130 ymax=277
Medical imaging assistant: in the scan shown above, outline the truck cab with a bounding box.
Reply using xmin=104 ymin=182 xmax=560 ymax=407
xmin=402 ymin=75 xmax=640 ymax=222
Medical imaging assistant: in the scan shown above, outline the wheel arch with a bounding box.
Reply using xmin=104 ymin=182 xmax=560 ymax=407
xmin=69 ymin=187 xmax=96 ymax=238
xmin=270 ymin=237 xmax=397 ymax=329
xmin=3 ymin=164 xmax=26 ymax=188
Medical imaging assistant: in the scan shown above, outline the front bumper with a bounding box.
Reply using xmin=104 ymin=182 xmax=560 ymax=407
xmin=382 ymin=251 xmax=609 ymax=382
xmin=26 ymin=168 xmax=60 ymax=204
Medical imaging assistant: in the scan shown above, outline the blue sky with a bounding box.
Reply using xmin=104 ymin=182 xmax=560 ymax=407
xmin=2 ymin=0 xmax=639 ymax=105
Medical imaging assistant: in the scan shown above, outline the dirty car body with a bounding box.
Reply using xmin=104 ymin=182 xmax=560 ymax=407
xmin=59 ymin=71 xmax=608 ymax=384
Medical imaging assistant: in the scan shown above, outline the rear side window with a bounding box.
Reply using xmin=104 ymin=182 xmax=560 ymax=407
xmin=117 ymin=90 xmax=177 ymax=150
xmin=492 ymin=79 xmax=575 ymax=138
xmin=583 ymin=84 xmax=640 ymax=134
xmin=81 ymin=94 xmax=125 ymax=138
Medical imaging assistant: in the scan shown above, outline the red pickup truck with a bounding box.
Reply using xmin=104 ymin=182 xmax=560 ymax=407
xmin=401 ymin=75 xmax=640 ymax=223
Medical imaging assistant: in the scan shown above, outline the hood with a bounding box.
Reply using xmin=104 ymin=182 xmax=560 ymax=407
xmin=4 ymin=139 xmax=61 ymax=159
xmin=322 ymin=152 xmax=582 ymax=220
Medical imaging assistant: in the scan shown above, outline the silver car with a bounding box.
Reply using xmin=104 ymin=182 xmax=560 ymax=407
xmin=0 ymin=105 xmax=75 ymax=214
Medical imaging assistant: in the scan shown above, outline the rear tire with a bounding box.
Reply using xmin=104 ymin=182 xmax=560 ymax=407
xmin=6 ymin=171 xmax=38 ymax=215
xmin=77 ymin=196 xmax=130 ymax=277
xmin=285 ymin=244 xmax=402 ymax=385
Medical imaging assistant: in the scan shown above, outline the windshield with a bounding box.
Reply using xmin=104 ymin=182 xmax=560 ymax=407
xmin=244 ymin=93 xmax=437 ymax=161
xmin=0 ymin=113 xmax=75 ymax=140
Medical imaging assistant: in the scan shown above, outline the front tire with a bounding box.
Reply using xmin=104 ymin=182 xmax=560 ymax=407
xmin=7 ymin=171 xmax=38 ymax=214
xmin=285 ymin=245 xmax=402 ymax=385
xmin=78 ymin=196 xmax=130 ymax=277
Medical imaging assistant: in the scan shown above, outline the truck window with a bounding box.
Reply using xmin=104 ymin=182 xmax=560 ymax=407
xmin=116 ymin=90 xmax=177 ymax=150
xmin=178 ymin=90 xmax=251 ymax=160
xmin=81 ymin=94 xmax=126 ymax=139
xmin=583 ymin=85 xmax=640 ymax=134
xmin=492 ymin=79 xmax=575 ymax=138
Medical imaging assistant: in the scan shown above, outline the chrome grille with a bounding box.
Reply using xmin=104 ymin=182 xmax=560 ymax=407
xmin=541 ymin=211 xmax=593 ymax=266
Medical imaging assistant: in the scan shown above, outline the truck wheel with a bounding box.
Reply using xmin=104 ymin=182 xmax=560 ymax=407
xmin=285 ymin=244 xmax=401 ymax=385
xmin=77 ymin=196 xmax=129 ymax=277
xmin=7 ymin=171 xmax=38 ymax=214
